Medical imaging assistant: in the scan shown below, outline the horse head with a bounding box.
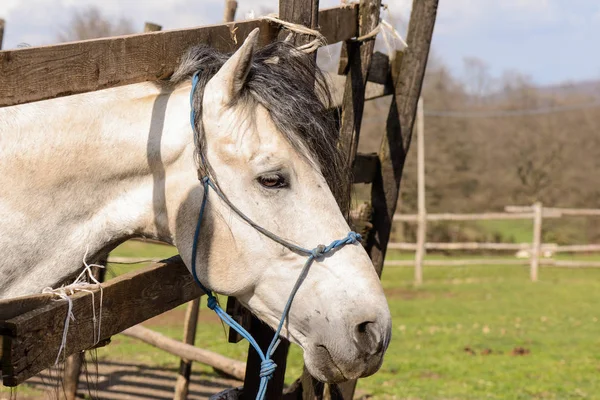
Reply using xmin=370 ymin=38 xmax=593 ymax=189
xmin=173 ymin=29 xmax=392 ymax=382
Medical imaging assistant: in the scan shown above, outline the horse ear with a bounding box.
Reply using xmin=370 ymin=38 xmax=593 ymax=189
xmin=209 ymin=28 xmax=259 ymax=104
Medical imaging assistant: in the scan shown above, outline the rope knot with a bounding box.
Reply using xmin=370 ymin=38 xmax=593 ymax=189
xmin=347 ymin=231 xmax=362 ymax=244
xmin=260 ymin=359 xmax=277 ymax=379
xmin=310 ymin=244 xmax=327 ymax=259
xmin=207 ymin=296 xmax=218 ymax=310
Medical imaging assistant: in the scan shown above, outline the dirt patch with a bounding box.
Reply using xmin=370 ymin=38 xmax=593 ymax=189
xmin=511 ymin=347 xmax=531 ymax=356
xmin=462 ymin=346 xmax=530 ymax=356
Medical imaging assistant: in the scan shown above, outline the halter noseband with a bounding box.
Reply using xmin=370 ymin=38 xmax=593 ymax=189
xmin=189 ymin=71 xmax=361 ymax=400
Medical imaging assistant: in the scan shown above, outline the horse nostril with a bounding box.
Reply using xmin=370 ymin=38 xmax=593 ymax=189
xmin=354 ymin=320 xmax=382 ymax=355
xmin=357 ymin=321 xmax=371 ymax=334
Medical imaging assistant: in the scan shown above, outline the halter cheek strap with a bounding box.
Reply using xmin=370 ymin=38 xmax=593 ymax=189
xmin=189 ymin=74 xmax=361 ymax=400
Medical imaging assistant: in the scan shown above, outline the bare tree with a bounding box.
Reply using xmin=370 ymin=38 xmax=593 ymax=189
xmin=57 ymin=6 xmax=134 ymax=42
xmin=463 ymin=57 xmax=494 ymax=100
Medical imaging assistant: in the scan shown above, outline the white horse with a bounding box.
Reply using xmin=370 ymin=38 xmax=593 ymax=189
xmin=0 ymin=29 xmax=391 ymax=382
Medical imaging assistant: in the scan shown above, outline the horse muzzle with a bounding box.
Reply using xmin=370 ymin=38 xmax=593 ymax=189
xmin=303 ymin=310 xmax=392 ymax=383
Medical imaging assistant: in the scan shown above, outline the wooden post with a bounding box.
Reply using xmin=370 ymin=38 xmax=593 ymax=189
xmin=63 ymin=352 xmax=84 ymax=400
xmin=173 ymin=298 xmax=201 ymax=400
xmin=337 ymin=0 xmax=383 ymax=180
xmin=278 ymin=0 xmax=319 ymax=43
xmin=366 ymin=0 xmax=439 ymax=278
xmin=0 ymin=19 xmax=5 ymax=50
xmin=241 ymin=318 xmax=291 ymax=399
xmin=224 ymin=0 xmax=238 ymax=23
xmin=144 ymin=22 xmax=162 ymax=32
xmin=414 ymin=97 xmax=426 ymax=285
xmin=62 ymin=257 xmax=107 ymax=400
xmin=531 ymin=202 xmax=543 ymax=282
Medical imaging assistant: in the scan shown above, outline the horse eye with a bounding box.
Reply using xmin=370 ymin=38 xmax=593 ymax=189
xmin=258 ymin=174 xmax=287 ymax=189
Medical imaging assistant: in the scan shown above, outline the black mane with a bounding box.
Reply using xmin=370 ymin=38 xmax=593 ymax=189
xmin=171 ymin=41 xmax=349 ymax=210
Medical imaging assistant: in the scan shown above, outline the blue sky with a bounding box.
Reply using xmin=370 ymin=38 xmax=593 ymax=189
xmin=1 ymin=0 xmax=598 ymax=86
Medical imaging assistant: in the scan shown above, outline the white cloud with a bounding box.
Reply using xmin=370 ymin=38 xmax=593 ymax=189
xmin=0 ymin=0 xmax=21 ymax=18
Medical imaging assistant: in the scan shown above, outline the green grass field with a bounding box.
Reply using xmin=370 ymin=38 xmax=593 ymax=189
xmin=5 ymin=241 xmax=600 ymax=399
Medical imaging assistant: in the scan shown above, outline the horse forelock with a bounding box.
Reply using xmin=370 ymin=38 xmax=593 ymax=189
xmin=169 ymin=41 xmax=350 ymax=211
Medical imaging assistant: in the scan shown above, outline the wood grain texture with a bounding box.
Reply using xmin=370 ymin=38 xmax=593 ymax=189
xmin=366 ymin=0 xmax=438 ymax=277
xmin=0 ymin=256 xmax=204 ymax=386
xmin=0 ymin=5 xmax=358 ymax=108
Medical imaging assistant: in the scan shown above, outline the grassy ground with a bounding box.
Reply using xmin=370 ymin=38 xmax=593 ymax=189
xmin=5 ymin=241 xmax=600 ymax=399
xmin=360 ymin=256 xmax=600 ymax=399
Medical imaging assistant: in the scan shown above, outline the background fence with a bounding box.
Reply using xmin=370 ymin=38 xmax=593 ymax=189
xmin=387 ymin=98 xmax=600 ymax=284
xmin=389 ymin=203 xmax=600 ymax=283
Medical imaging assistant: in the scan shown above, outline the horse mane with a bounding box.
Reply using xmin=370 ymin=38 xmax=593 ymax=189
xmin=170 ymin=41 xmax=349 ymax=212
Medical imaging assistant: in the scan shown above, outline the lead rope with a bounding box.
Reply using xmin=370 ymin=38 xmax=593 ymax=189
xmin=189 ymin=73 xmax=361 ymax=400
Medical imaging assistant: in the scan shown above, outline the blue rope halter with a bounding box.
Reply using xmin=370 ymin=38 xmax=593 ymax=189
xmin=189 ymin=72 xmax=361 ymax=399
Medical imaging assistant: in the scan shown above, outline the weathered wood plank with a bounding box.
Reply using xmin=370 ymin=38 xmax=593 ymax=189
xmin=366 ymin=0 xmax=438 ymax=277
xmin=0 ymin=5 xmax=358 ymax=108
xmin=0 ymin=256 xmax=204 ymax=386
xmin=0 ymin=294 xmax=55 ymax=321
xmin=338 ymin=0 xmax=382 ymax=189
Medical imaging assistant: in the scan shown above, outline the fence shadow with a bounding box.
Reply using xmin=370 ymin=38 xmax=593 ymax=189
xmin=24 ymin=360 xmax=241 ymax=400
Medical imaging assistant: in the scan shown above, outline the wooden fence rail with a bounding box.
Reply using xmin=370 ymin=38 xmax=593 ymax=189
xmin=393 ymin=211 xmax=561 ymax=221
xmin=0 ymin=256 xmax=203 ymax=386
xmin=390 ymin=204 xmax=600 ymax=282
xmin=0 ymin=4 xmax=358 ymax=108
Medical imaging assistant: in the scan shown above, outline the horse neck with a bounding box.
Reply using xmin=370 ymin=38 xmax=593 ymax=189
xmin=0 ymin=82 xmax=196 ymax=298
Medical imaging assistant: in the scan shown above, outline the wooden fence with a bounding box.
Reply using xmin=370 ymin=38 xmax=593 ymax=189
xmin=388 ymin=203 xmax=600 ymax=282
xmin=0 ymin=0 xmax=439 ymax=399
